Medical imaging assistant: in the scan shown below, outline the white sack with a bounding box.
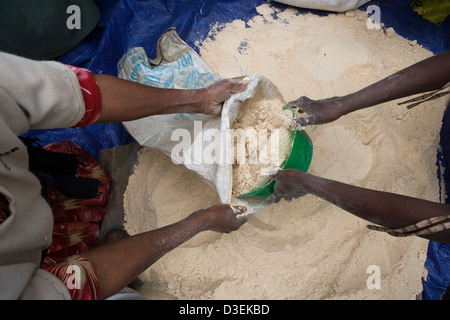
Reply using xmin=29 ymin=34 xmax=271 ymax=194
xmin=118 ymin=28 xmax=284 ymax=212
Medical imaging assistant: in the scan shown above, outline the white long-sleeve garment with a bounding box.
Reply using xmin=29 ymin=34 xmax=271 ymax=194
xmin=0 ymin=52 xmax=85 ymax=299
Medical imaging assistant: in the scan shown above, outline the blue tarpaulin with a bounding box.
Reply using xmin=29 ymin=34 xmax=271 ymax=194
xmin=24 ymin=0 xmax=450 ymax=299
xmin=26 ymin=0 xmax=450 ymax=159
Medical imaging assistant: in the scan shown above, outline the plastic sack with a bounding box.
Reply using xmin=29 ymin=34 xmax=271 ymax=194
xmin=118 ymin=28 xmax=287 ymax=212
xmin=421 ymin=240 xmax=450 ymax=299
xmin=272 ymin=0 xmax=371 ymax=12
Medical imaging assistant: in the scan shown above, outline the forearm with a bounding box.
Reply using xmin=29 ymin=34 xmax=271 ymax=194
xmin=81 ymin=210 xmax=210 ymax=299
xmin=340 ymin=50 xmax=450 ymax=114
xmin=300 ymin=172 xmax=450 ymax=231
xmin=93 ymin=74 xmax=206 ymax=123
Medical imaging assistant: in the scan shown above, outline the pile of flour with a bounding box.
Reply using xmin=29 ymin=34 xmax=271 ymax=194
xmin=123 ymin=4 xmax=448 ymax=299
xmin=231 ymin=92 xmax=294 ymax=196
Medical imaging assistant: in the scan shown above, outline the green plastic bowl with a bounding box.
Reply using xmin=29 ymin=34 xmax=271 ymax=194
xmin=237 ymin=111 xmax=313 ymax=201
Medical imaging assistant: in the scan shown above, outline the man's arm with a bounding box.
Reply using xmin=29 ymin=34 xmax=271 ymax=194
xmin=81 ymin=204 xmax=248 ymax=299
xmin=271 ymin=169 xmax=450 ymax=243
xmin=93 ymin=74 xmax=247 ymax=123
xmin=291 ymin=50 xmax=450 ymax=126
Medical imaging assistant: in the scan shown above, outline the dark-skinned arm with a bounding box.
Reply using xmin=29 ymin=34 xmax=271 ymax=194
xmin=271 ymin=169 xmax=450 ymax=243
xmin=81 ymin=204 xmax=248 ymax=299
xmin=93 ymin=75 xmax=247 ymax=123
xmin=291 ymin=50 xmax=450 ymax=126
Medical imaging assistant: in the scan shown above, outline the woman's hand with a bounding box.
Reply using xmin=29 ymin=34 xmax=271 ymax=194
xmin=93 ymin=74 xmax=248 ymax=123
xmin=289 ymin=96 xmax=348 ymax=127
xmin=196 ymin=204 xmax=248 ymax=233
xmin=200 ymin=77 xmax=248 ymax=115
xmin=270 ymin=169 xmax=309 ymax=203
xmin=82 ymin=203 xmax=248 ymax=299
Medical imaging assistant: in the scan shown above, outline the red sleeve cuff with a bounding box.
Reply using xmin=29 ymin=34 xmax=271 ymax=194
xmin=67 ymin=65 xmax=102 ymax=127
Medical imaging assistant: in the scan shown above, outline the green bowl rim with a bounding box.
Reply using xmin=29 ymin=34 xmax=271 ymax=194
xmin=237 ymin=105 xmax=313 ymax=200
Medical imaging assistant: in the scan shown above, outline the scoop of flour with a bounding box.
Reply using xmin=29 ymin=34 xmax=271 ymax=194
xmin=231 ymin=95 xmax=294 ymax=196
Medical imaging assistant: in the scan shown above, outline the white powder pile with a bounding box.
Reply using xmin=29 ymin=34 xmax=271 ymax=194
xmin=123 ymin=4 xmax=449 ymax=299
xmin=231 ymin=92 xmax=294 ymax=196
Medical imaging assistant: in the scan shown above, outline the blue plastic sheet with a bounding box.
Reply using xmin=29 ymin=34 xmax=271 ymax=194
xmin=25 ymin=0 xmax=450 ymax=158
xmin=24 ymin=0 xmax=450 ymax=299
xmin=428 ymin=103 xmax=450 ymax=300
xmin=25 ymin=0 xmax=450 ymax=159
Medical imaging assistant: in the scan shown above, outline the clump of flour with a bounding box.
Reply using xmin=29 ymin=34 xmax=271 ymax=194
xmin=123 ymin=4 xmax=449 ymax=299
xmin=231 ymin=93 xmax=294 ymax=196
